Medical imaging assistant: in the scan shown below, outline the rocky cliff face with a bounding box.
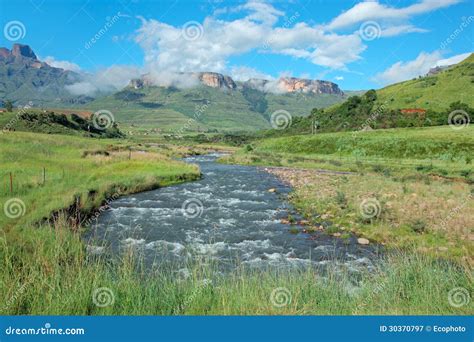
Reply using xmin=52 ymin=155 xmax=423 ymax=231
xmin=129 ymin=72 xmax=237 ymax=90
xmin=1 ymin=44 xmax=49 ymax=69
xmin=194 ymin=72 xmax=236 ymax=89
xmin=427 ymin=65 xmax=449 ymax=76
xmin=129 ymin=72 xmax=342 ymax=95
xmin=0 ymin=44 xmax=83 ymax=105
xmin=277 ymin=77 xmax=343 ymax=95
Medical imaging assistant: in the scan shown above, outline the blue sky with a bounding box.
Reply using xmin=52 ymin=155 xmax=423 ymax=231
xmin=1 ymin=0 xmax=473 ymax=91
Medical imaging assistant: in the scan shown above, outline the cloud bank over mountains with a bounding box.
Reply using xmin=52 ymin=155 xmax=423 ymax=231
xmin=55 ymin=0 xmax=467 ymax=95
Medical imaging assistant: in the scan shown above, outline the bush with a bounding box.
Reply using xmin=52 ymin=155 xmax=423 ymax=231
xmin=409 ymin=219 xmax=427 ymax=234
xmin=335 ymin=191 xmax=348 ymax=209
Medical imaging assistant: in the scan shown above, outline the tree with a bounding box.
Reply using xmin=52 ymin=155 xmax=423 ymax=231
xmin=364 ymin=89 xmax=377 ymax=102
xmin=4 ymin=100 xmax=13 ymax=112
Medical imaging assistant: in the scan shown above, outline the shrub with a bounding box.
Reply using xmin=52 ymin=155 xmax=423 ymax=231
xmin=409 ymin=219 xmax=427 ymax=234
xmin=335 ymin=191 xmax=348 ymax=209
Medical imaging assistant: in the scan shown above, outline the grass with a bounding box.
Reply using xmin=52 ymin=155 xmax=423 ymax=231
xmin=266 ymin=167 xmax=473 ymax=262
xmin=221 ymin=126 xmax=474 ymax=263
xmin=377 ymin=53 xmax=474 ymax=111
xmin=0 ymin=129 xmax=472 ymax=315
xmin=0 ymin=131 xmax=200 ymax=231
xmin=224 ymin=126 xmax=474 ymax=178
xmin=1 ymin=222 xmax=472 ymax=315
xmin=86 ymin=85 xmax=346 ymax=133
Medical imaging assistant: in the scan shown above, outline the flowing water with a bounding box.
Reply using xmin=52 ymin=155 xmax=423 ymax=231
xmin=87 ymin=154 xmax=380 ymax=276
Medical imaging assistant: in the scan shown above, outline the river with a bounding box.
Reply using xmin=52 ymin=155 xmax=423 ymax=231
xmin=87 ymin=154 xmax=380 ymax=276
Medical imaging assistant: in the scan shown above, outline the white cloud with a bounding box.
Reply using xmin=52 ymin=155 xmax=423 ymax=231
xmin=229 ymin=66 xmax=273 ymax=81
xmin=144 ymin=70 xmax=200 ymax=88
xmin=43 ymin=56 xmax=82 ymax=72
xmin=372 ymin=51 xmax=470 ymax=85
xmin=328 ymin=0 xmax=461 ymax=30
xmin=65 ymin=65 xmax=140 ymax=95
xmin=434 ymin=52 xmax=471 ymax=67
xmin=132 ymin=0 xmax=460 ymax=78
xmin=58 ymin=0 xmax=464 ymax=94
xmin=134 ymin=1 xmax=369 ymax=74
xmin=380 ymin=25 xmax=428 ymax=37
xmin=335 ymin=76 xmax=344 ymax=81
xmin=373 ymin=51 xmax=442 ymax=84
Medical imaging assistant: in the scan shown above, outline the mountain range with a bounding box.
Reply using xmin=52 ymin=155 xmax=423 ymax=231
xmin=2 ymin=44 xmax=471 ymax=133
xmin=0 ymin=44 xmax=95 ymax=107
xmin=0 ymin=44 xmax=348 ymax=132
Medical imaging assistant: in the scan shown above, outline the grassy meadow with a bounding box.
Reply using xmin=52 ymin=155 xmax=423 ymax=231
xmin=226 ymin=126 xmax=474 ymax=178
xmin=0 ymin=127 xmax=472 ymax=315
xmin=0 ymin=131 xmax=200 ymax=231
xmin=376 ymin=53 xmax=474 ymax=111
xmin=222 ymin=126 xmax=474 ymax=263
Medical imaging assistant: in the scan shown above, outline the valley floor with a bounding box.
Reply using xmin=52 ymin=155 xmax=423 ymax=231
xmin=0 ymin=128 xmax=472 ymax=315
xmin=222 ymin=126 xmax=474 ymax=264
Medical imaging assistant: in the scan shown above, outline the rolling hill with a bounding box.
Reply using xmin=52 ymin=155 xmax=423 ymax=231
xmin=87 ymin=84 xmax=347 ymax=133
xmin=376 ymin=53 xmax=474 ymax=110
xmin=263 ymin=53 xmax=473 ymax=135
xmin=0 ymin=44 xmax=351 ymax=133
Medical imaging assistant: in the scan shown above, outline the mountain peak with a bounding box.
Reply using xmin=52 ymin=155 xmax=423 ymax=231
xmin=278 ymin=77 xmax=343 ymax=95
xmin=11 ymin=44 xmax=37 ymax=59
xmin=129 ymin=71 xmax=343 ymax=95
xmin=193 ymin=72 xmax=236 ymax=89
xmin=0 ymin=44 xmax=39 ymax=62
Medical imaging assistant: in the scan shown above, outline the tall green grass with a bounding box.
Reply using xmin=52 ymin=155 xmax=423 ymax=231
xmin=0 ymin=220 xmax=471 ymax=315
xmin=1 ymin=130 xmax=472 ymax=315
xmin=257 ymin=126 xmax=473 ymax=161
xmin=227 ymin=126 xmax=474 ymax=178
xmin=0 ymin=131 xmax=199 ymax=230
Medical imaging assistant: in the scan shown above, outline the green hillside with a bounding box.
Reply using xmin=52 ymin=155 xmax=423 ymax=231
xmin=86 ymin=85 xmax=346 ymax=133
xmin=260 ymin=54 xmax=474 ymax=136
xmin=0 ymin=109 xmax=124 ymax=138
xmin=377 ymin=53 xmax=474 ymax=110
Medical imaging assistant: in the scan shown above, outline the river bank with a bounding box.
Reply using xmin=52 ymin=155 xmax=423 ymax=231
xmin=220 ymin=126 xmax=473 ymax=264
xmin=87 ymin=154 xmax=380 ymax=275
xmin=1 ymin=133 xmax=472 ymax=315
